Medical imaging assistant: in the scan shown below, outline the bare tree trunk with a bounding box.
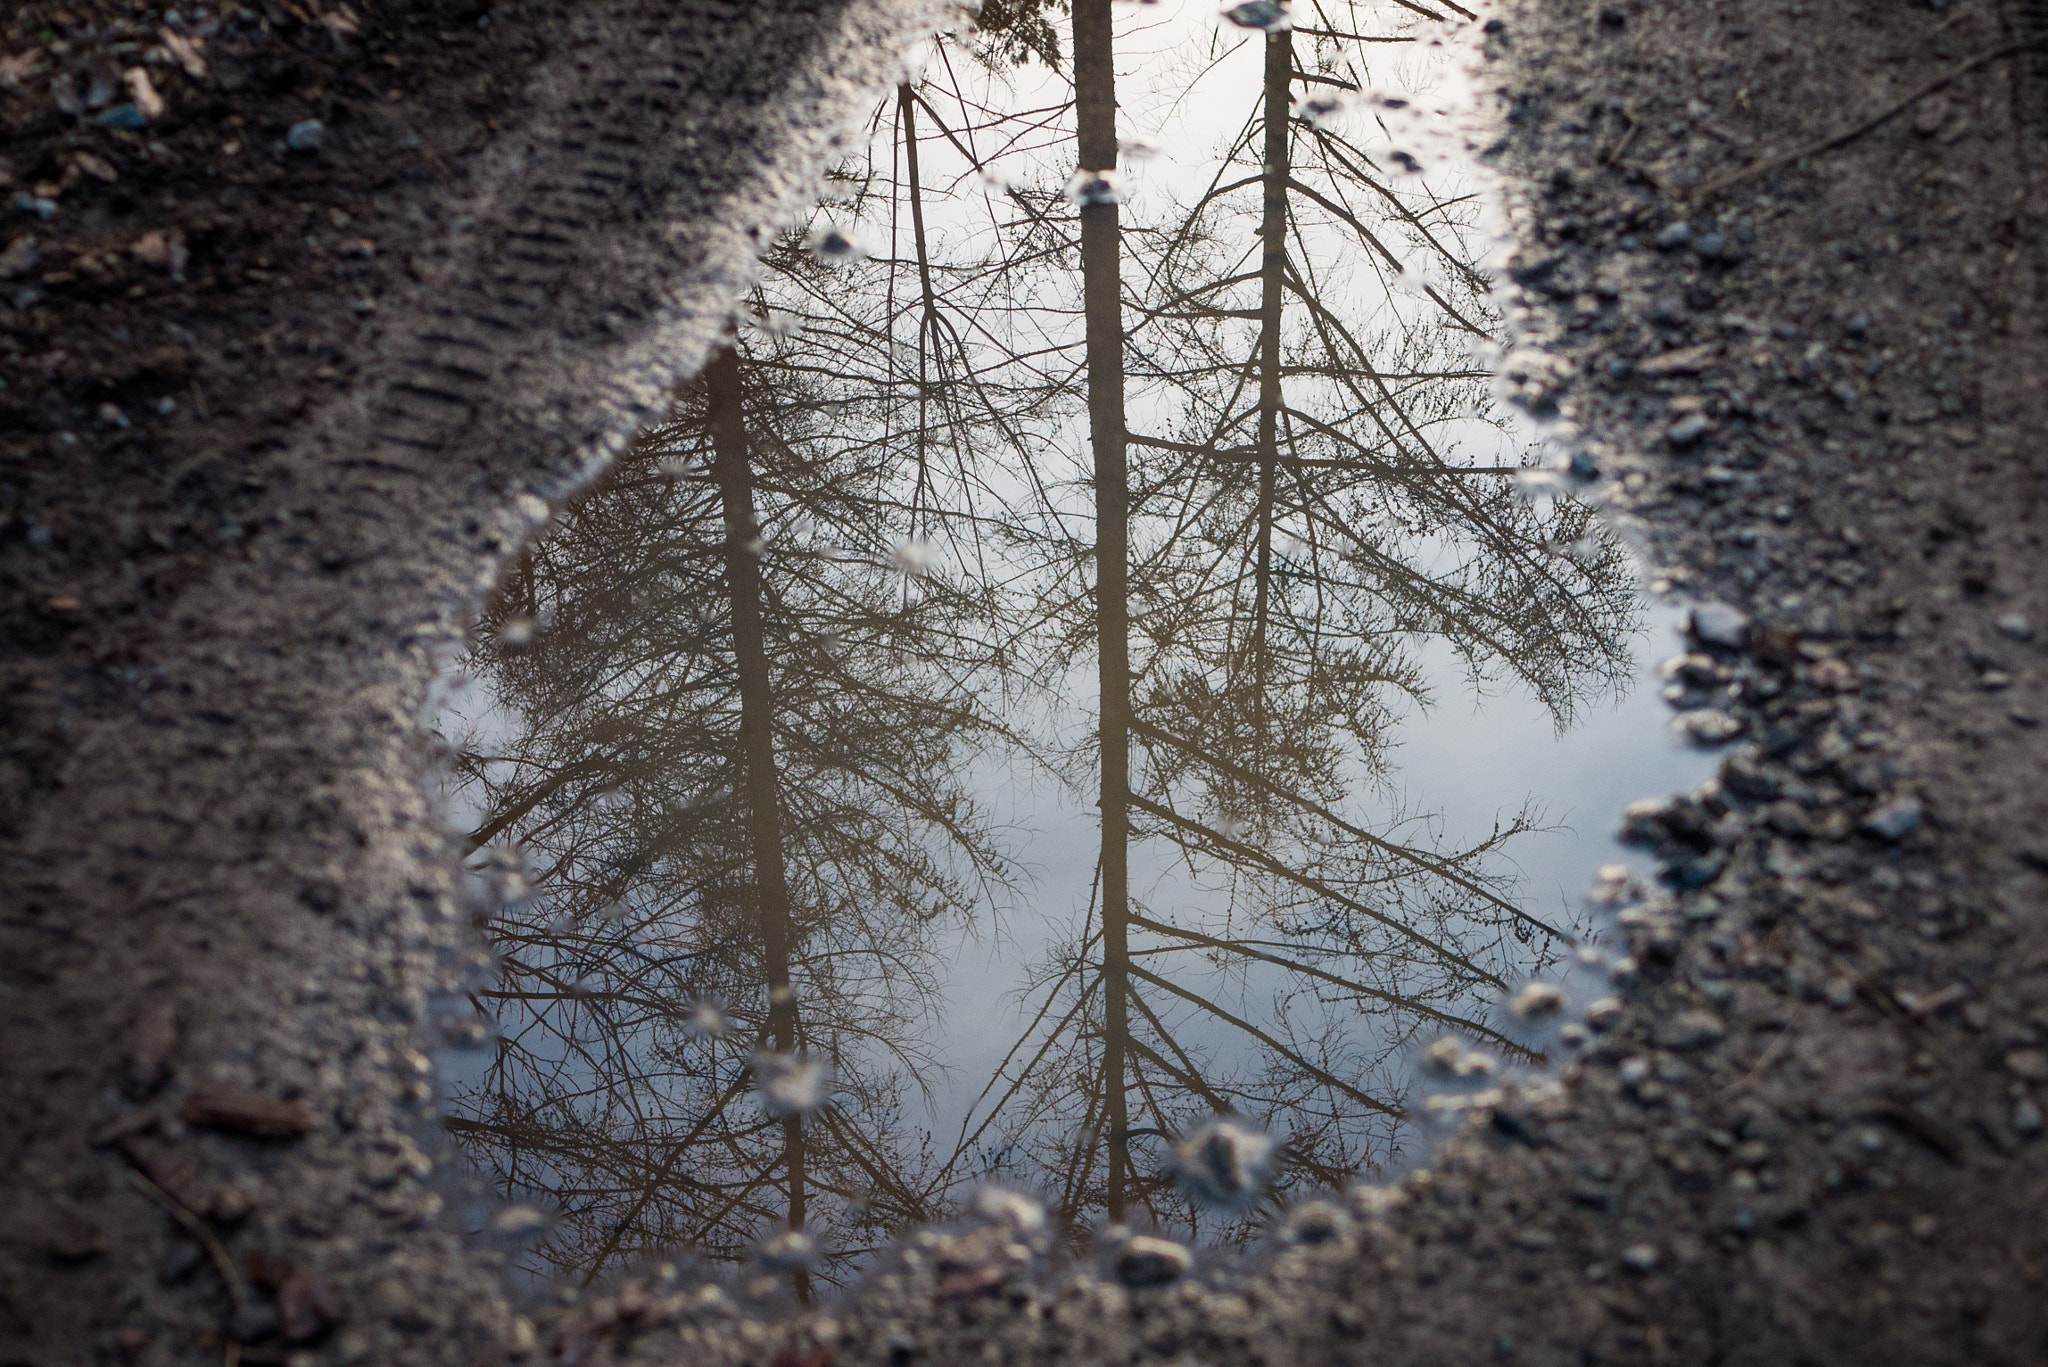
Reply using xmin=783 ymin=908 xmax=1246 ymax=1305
xmin=899 ymin=83 xmax=939 ymax=531
xmin=1249 ymin=26 xmax=1292 ymax=737
xmin=1073 ymin=0 xmax=1133 ymax=1223
xmin=706 ymin=345 xmax=809 ymax=1297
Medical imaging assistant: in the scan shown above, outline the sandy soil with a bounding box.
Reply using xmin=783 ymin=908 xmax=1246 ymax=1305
xmin=3 ymin=0 xmax=2046 ymax=1363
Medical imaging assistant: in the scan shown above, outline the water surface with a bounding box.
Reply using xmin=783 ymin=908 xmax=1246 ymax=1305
xmin=427 ymin=0 xmax=1706 ymax=1296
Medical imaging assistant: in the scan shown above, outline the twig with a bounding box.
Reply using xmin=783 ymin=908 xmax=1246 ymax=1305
xmin=1690 ymin=38 xmax=2044 ymax=202
xmin=1730 ymin=1028 xmax=1791 ymax=1093
xmin=125 ymin=1168 xmax=250 ymax=1322
xmin=1598 ymin=107 xmax=1639 ymax=167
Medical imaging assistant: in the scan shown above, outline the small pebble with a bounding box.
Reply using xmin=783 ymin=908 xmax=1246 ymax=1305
xmin=1655 ymin=222 xmax=1693 ymax=249
xmin=1510 ymin=982 xmax=1568 ymax=1019
xmin=1667 ymin=413 xmax=1713 ymax=446
xmin=1689 ymin=601 xmax=1749 ymax=649
xmin=1585 ymin=997 xmax=1625 ymax=1031
xmin=1279 ymin=1200 xmax=1351 ymax=1247
xmin=805 ymin=223 xmax=867 ymax=264
xmin=1861 ymin=796 xmax=1923 ymax=842
xmin=1171 ymin=1116 xmax=1275 ymax=1211
xmin=2015 ymin=1098 xmax=2044 ymax=1137
xmin=1675 ymin=709 xmax=1743 ymax=746
xmin=0 ymin=235 xmax=37 ymax=277
xmin=752 ymin=1050 xmax=832 ymax=1118
xmin=1693 ymin=231 xmax=1726 ymax=259
xmin=1422 ymin=1037 xmax=1496 ymax=1077
xmin=286 ymin=119 xmax=326 ymax=151
xmin=1063 ymin=168 xmax=1125 ymax=207
xmin=1619 ymin=1242 xmax=1659 ymax=1272
xmin=98 ymin=103 xmax=148 ymax=129
xmin=1222 ymin=0 xmax=1293 ymax=30
xmin=1655 ymin=1010 xmax=1726 ymax=1051
xmin=973 ymin=1188 xmax=1046 ymax=1234
xmin=757 ymin=1229 xmax=818 ymax=1271
xmin=1994 ymin=612 xmax=2032 ymax=641
xmin=1115 ymin=1235 xmax=1191 ymax=1288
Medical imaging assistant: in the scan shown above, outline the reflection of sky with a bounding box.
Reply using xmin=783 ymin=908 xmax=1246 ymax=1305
xmin=916 ymin=594 xmax=1711 ymax=1169
xmin=423 ymin=0 xmax=1714 ymax=1271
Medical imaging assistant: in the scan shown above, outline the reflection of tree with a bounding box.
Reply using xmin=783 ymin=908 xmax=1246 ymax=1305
xmin=933 ymin=0 xmax=1640 ymax=1241
xmin=442 ymin=0 xmax=1644 ymax=1276
xmin=443 ymin=329 xmax=1021 ymax=1289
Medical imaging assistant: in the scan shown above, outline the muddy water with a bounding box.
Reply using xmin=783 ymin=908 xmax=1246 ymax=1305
xmin=425 ymin=0 xmax=1708 ymax=1296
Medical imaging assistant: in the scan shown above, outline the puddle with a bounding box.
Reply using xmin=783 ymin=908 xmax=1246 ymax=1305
xmin=421 ymin=0 xmax=1713 ymax=1299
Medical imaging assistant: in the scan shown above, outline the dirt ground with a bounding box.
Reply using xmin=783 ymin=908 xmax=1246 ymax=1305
xmin=3 ymin=0 xmax=2047 ymax=1362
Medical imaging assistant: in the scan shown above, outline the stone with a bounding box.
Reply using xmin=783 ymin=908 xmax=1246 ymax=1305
xmin=1222 ymin=0 xmax=1292 ymax=29
xmin=1667 ymin=413 xmax=1713 ymax=446
xmin=1655 ymin=1010 xmax=1725 ymax=1051
xmin=0 ymin=234 xmax=37 ymax=278
xmin=1280 ymin=1200 xmax=1351 ymax=1246
xmin=1510 ymin=983 xmax=1568 ymax=1019
xmin=1861 ymin=796 xmax=1923 ymax=842
xmin=1675 ymin=709 xmax=1743 ymax=746
xmin=1115 ymin=1236 xmax=1191 ymax=1288
xmin=1689 ymin=601 xmax=1748 ymax=648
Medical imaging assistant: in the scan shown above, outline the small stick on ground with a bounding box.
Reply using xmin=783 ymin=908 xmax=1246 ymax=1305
xmin=1689 ymin=38 xmax=2044 ymax=202
xmin=1599 ymin=106 xmax=1639 ymax=167
xmin=125 ymin=1168 xmax=251 ymax=1323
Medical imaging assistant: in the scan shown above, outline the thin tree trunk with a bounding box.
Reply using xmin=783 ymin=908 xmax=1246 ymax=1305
xmin=1249 ymin=26 xmax=1291 ymax=737
xmin=1072 ymin=0 xmax=1132 ymax=1223
xmin=899 ymin=83 xmax=939 ymax=530
xmin=706 ymin=345 xmax=809 ymax=1298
